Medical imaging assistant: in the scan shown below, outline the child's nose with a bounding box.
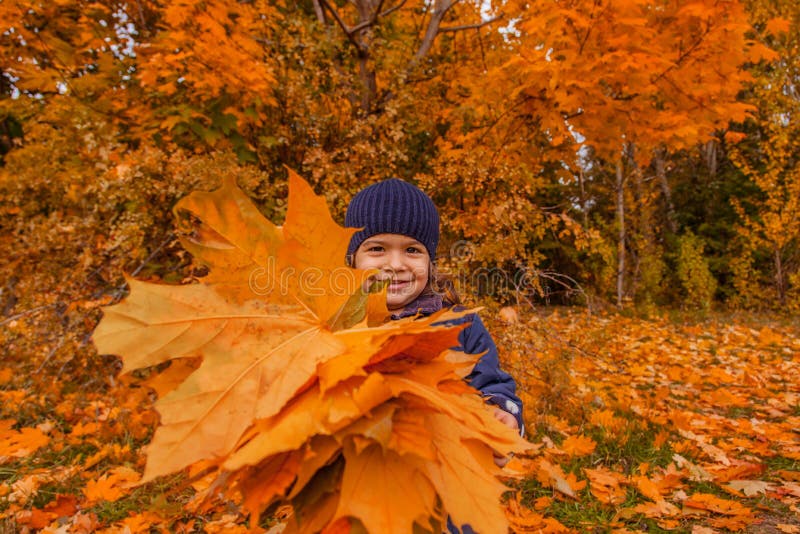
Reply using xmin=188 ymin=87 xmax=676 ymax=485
xmin=386 ymin=251 xmax=407 ymax=271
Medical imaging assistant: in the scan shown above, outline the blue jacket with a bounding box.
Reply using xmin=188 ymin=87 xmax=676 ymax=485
xmin=391 ymin=292 xmax=525 ymax=434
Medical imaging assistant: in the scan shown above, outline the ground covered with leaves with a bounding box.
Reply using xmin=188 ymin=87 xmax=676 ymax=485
xmin=491 ymin=308 xmax=800 ymax=533
xmin=2 ymin=307 xmax=799 ymax=533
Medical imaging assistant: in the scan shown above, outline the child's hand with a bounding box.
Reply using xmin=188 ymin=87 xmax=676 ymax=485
xmin=492 ymin=407 xmax=519 ymax=467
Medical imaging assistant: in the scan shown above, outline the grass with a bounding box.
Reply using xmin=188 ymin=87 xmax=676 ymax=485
xmin=725 ymin=405 xmax=757 ymax=419
xmin=587 ymin=424 xmax=676 ymax=471
xmin=516 ymin=397 xmax=790 ymax=533
xmin=90 ymin=484 xmax=171 ymax=524
xmin=764 ymin=455 xmax=800 ymax=472
xmin=546 ymin=497 xmax=623 ymax=531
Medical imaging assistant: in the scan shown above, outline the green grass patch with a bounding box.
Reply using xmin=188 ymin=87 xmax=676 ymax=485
xmin=545 ymin=496 xmax=621 ymax=531
xmin=586 ymin=424 xmax=676 ymax=472
xmin=90 ymin=486 xmax=155 ymax=524
xmin=764 ymin=455 xmax=800 ymax=472
xmin=0 ymin=464 xmax=23 ymax=484
xmin=35 ymin=442 xmax=100 ymax=469
xmin=29 ymin=473 xmax=86 ymax=510
xmin=725 ymin=405 xmax=756 ymax=419
xmin=89 ymin=473 xmax=193 ymax=525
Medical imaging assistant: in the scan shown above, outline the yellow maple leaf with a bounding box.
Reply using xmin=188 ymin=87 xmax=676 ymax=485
xmin=94 ymin=171 xmax=530 ymax=532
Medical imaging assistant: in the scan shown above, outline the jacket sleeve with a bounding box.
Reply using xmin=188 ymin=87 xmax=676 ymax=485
xmin=458 ymin=313 xmax=525 ymax=434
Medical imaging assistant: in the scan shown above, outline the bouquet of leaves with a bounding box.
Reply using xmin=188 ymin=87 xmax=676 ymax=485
xmin=94 ymin=171 xmax=529 ymax=533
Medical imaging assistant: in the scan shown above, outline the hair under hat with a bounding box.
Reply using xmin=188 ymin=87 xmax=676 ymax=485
xmin=345 ymin=178 xmax=440 ymax=260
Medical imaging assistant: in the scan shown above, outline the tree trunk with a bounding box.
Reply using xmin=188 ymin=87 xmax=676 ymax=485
xmin=353 ymin=0 xmax=378 ymax=113
xmin=312 ymin=0 xmax=326 ymax=24
xmin=702 ymin=140 xmax=718 ymax=177
xmin=775 ymin=248 xmax=786 ymax=305
xmin=358 ymin=52 xmax=378 ymax=113
xmin=654 ymin=148 xmax=677 ymax=234
xmin=415 ymin=0 xmax=453 ymax=61
xmin=631 ymin=161 xmax=644 ymax=302
xmin=616 ymin=157 xmax=626 ymax=308
xmin=578 ymin=169 xmax=589 ymax=229
xmin=322 ymin=0 xmax=474 ymax=112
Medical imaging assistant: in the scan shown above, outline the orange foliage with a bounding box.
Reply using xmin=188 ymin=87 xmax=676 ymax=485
xmin=498 ymin=0 xmax=762 ymax=159
xmin=2 ymin=0 xmax=799 ymax=530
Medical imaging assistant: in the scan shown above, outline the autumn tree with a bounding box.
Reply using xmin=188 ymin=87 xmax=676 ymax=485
xmin=728 ymin=2 xmax=800 ymax=309
xmin=473 ymin=0 xmax=765 ymax=306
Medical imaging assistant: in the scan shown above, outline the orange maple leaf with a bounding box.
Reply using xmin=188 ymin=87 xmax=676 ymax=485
xmin=0 ymin=420 xmax=50 ymax=462
xmin=94 ymin=171 xmax=531 ymax=532
xmin=536 ymin=458 xmax=585 ymax=499
xmin=683 ymin=492 xmax=753 ymax=517
xmin=631 ymin=475 xmax=663 ymax=502
xmin=584 ymin=467 xmax=627 ymax=505
xmin=82 ymin=466 xmax=140 ymax=504
xmin=561 ymin=434 xmax=596 ymax=458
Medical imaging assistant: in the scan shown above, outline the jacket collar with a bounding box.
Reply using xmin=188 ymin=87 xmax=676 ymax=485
xmin=390 ymin=292 xmax=444 ymax=319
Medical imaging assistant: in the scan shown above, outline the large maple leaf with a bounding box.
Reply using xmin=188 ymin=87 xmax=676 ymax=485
xmin=93 ymin=171 xmax=529 ymax=533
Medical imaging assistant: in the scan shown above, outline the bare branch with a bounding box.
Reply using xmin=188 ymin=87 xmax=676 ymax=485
xmin=439 ymin=13 xmax=504 ymax=33
xmin=318 ymin=0 xmax=365 ymax=51
xmin=0 ymin=305 xmax=52 ymax=326
xmin=134 ymin=0 xmax=147 ymax=31
xmin=349 ymin=0 xmax=406 ymax=34
xmin=312 ymin=0 xmax=327 ymax=25
xmin=414 ymin=0 xmax=459 ymax=61
xmin=378 ymin=0 xmax=406 ymax=19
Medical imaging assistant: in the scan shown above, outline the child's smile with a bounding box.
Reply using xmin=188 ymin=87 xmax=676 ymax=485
xmin=353 ymin=233 xmax=431 ymax=311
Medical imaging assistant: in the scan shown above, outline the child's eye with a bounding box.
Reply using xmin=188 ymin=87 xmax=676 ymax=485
xmin=406 ymin=247 xmax=422 ymax=254
xmin=367 ymin=246 xmax=384 ymax=252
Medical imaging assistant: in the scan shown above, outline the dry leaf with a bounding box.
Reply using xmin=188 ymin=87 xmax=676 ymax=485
xmin=0 ymin=421 xmax=50 ymax=462
xmin=536 ymin=458 xmax=581 ymax=498
xmin=725 ymin=479 xmax=772 ymax=497
xmin=683 ymin=493 xmax=753 ymax=517
xmin=584 ymin=467 xmax=627 ymax=505
xmin=561 ymin=434 xmax=596 ymax=458
xmin=633 ymin=499 xmax=681 ymax=518
xmin=83 ymin=466 xmax=141 ymax=504
xmin=498 ymin=307 xmax=519 ymax=324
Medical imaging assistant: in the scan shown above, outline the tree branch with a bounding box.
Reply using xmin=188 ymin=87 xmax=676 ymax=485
xmin=439 ymin=13 xmax=504 ymax=33
xmin=312 ymin=0 xmax=327 ymax=25
xmin=349 ymin=0 xmax=406 ymax=34
xmin=377 ymin=0 xmax=406 ymax=19
xmin=414 ymin=0 xmax=459 ymax=60
xmin=318 ymin=0 xmax=365 ymax=51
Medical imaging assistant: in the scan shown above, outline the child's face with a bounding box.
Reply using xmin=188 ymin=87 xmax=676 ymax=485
xmin=353 ymin=233 xmax=431 ymax=311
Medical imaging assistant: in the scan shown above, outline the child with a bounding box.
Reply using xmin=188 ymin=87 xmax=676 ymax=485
xmin=345 ymin=179 xmax=524 ymax=533
xmin=344 ymin=177 xmax=525 ymax=438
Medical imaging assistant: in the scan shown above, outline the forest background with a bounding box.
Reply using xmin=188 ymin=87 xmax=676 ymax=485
xmin=2 ymin=0 xmax=799 ymax=314
xmin=1 ymin=0 xmax=800 ymax=532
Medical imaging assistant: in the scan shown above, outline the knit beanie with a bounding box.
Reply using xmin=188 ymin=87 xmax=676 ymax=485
xmin=345 ymin=178 xmax=440 ymax=260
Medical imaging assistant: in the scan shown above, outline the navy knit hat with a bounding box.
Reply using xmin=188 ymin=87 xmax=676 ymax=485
xmin=345 ymin=178 xmax=440 ymax=260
